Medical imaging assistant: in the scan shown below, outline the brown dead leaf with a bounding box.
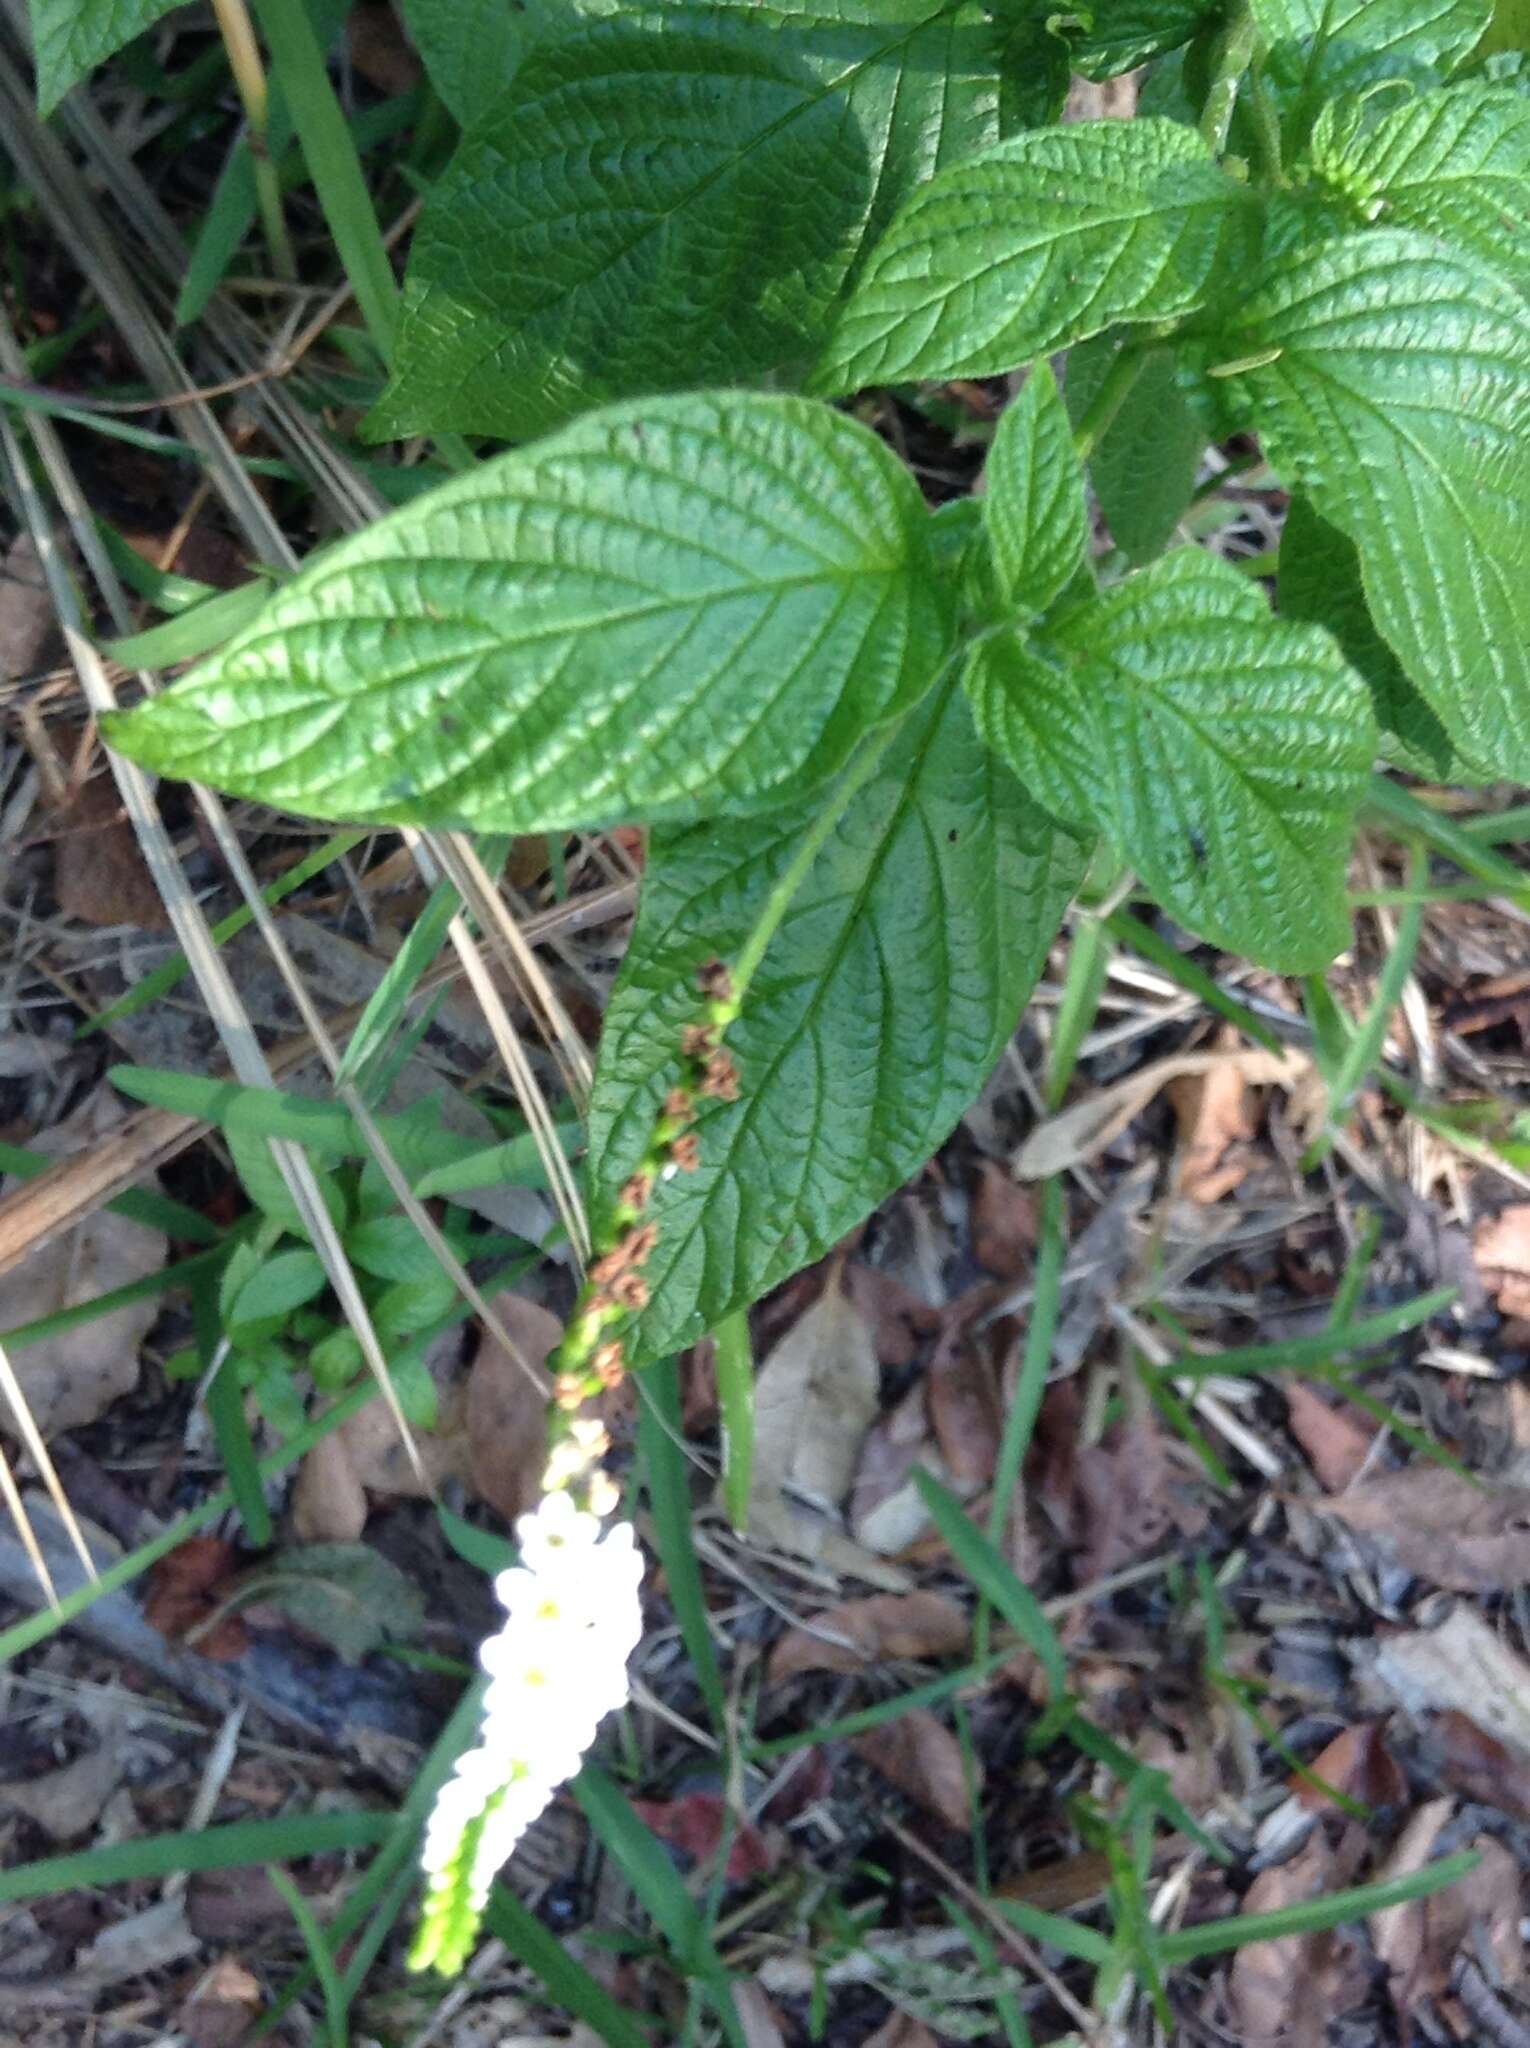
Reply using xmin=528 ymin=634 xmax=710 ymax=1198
xmin=144 ymin=1536 xmax=249 ymax=1661
xmin=1226 ymin=1829 xmax=1370 ymax=2046
xmin=1014 ymin=1046 xmax=1310 ymax=1180
xmin=293 ymin=1322 xmax=472 ymax=1534
xmin=1369 ymin=1798 xmax=1460 ymax=2012
xmin=740 ymin=1260 xmax=913 ymax=1584
xmin=1292 ymin=1720 xmax=1406 ymax=1813
xmin=48 ymin=731 xmax=166 ymax=929
xmin=1428 ymin=1835 xmax=1524 ymax=2015
xmin=754 ymin=1264 xmax=879 ymax=1515
xmin=861 ymin=2018 xmax=939 ymax=2048
xmin=1284 ymin=1380 xmax=1377 ymax=1492
xmin=1072 ymin=1416 xmax=1181 ymax=1585
xmin=0 ymin=1093 xmax=166 ymax=1438
xmin=849 ymin=1379 xmax=938 ymax=1554
xmin=0 ymin=1744 xmax=123 ymax=1842
xmin=186 ymin=1869 xmax=289 ymax=1944
xmin=1474 ymin=1204 xmax=1530 ymax=1319
xmin=846 ymin=1261 xmax=942 ymax=1368
xmin=851 ymin=1708 xmax=972 ymax=1830
xmin=768 ymin=1591 xmax=969 ymax=1682
xmin=328 ymin=1377 xmax=468 ymax=1507
xmin=467 ymin=1294 xmax=561 ymax=1523
xmin=628 ymin=1791 xmax=775 ymax=1883
xmin=1316 ymin=1464 xmax=1530 ymax=1592
xmin=1365 ymin=1604 xmax=1530 ymax=1766
xmin=1170 ymin=1035 xmax=1262 ymax=1202
xmin=969 ymin=1161 xmax=1037 ymax=1279
xmin=291 ymin=1430 xmax=368 ymax=1543
xmin=0 ymin=533 xmax=55 ymax=677
xmin=179 ymin=1955 xmax=261 ymax=2048
xmin=1430 ymin=1708 xmax=1530 ymax=1823
xmin=927 ymin=1326 xmax=1000 ymax=1488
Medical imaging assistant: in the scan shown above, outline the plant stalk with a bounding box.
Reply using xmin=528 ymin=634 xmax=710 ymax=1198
xmin=1071 ymin=345 xmax=1157 ymax=463
xmin=209 ymin=0 xmax=295 ymax=280
xmin=1198 ymin=0 xmax=1259 ymax=157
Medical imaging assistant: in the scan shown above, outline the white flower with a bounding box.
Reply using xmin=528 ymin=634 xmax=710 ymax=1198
xmin=415 ymin=1492 xmax=645 ymax=1955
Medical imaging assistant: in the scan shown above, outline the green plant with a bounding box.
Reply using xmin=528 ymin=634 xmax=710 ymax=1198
xmin=104 ymin=0 xmax=1529 ymax=1347
xmin=33 ymin=0 xmax=1530 ymax=2008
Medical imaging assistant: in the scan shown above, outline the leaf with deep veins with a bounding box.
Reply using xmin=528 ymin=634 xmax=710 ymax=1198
xmin=1196 ymin=229 xmax=1530 ymax=782
xmin=587 ymin=681 xmax=1081 ymax=1364
xmin=372 ymin=0 xmax=1011 ymax=439
xmin=103 ymin=394 xmax=948 ymax=834
xmin=811 ymin=119 xmax=1254 ymax=393
xmin=1252 ymin=0 xmax=1490 ymax=144
xmin=1306 ymin=84 xmax=1530 ymax=299
xmin=964 ymin=551 xmax=1374 ymax=970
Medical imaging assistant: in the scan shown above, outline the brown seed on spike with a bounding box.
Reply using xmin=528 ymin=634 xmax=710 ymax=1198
xmin=700 ymin=1050 xmax=740 ymax=1102
xmin=592 ymin=1340 xmax=626 ymax=1389
xmin=625 ymin=1222 xmax=659 ymax=1266
xmin=619 ymin=1172 xmax=653 ymax=1213
xmin=697 ymin=959 xmax=735 ymax=1004
xmin=554 ymin=1372 xmax=588 ymax=1412
xmin=670 ymin=1132 xmax=701 ymax=1172
xmin=590 ymin=1247 xmax=627 ymax=1287
xmin=664 ymin=1087 xmax=695 ymax=1123
xmin=680 ymin=1023 xmax=716 ymax=1059
xmin=612 ymin=1271 xmax=650 ymax=1311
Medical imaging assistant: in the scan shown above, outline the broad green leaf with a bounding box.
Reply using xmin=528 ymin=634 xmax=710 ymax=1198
xmin=104 ymin=394 xmax=947 ymax=834
xmin=965 ymin=551 xmax=1375 ymax=969
xmin=1306 ymin=84 xmax=1530 ymax=295
xmin=811 ymin=119 xmax=1254 ymax=394
xmin=586 ymin=681 xmax=1080 ymax=1364
xmin=372 ymin=0 xmax=1009 ymax=440
xmin=1251 ymin=0 xmax=1491 ymax=142
xmin=983 ymin=365 xmax=1087 ymax=614
xmin=1476 ymin=0 xmax=1530 ymax=53
xmin=1067 ymin=336 xmax=1205 ymax=564
xmin=1192 ymin=229 xmax=1530 ymax=781
xmin=1070 ymin=0 xmax=1220 ymax=74
xmin=1278 ymin=495 xmax=1466 ymax=778
xmin=28 ymin=0 xmax=178 ymax=112
xmin=223 ymin=1248 xmax=329 ymax=1343
xmin=253 ymin=1542 xmax=426 ymax=1664
xmin=400 ymin=0 xmax=524 ymax=126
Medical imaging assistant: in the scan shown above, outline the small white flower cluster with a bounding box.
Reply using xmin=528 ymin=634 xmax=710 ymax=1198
xmin=417 ymin=1490 xmax=644 ymax=1948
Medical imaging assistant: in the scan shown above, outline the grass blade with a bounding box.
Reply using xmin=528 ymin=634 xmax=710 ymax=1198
xmin=1158 ymin=1849 xmax=1478 ymax=1962
xmin=485 ymin=1886 xmax=654 ymax=2048
xmin=638 ymin=1357 xmax=727 ymax=1739
xmin=267 ymin=1865 xmax=348 ymax=2048
xmin=1152 ymin=1288 xmax=1453 ymax=1382
xmin=0 ymin=1811 xmax=391 ymax=1902
xmin=713 ymin=1310 xmax=754 ymax=1536
xmin=1104 ymin=908 xmax=1283 ymax=1053
xmin=253 ymin=0 xmax=399 ymax=357
xmin=914 ymin=1468 xmax=1067 ymax=1702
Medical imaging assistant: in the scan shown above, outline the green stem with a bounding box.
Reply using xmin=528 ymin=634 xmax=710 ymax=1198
xmin=253 ymin=0 xmax=399 ymax=359
xmin=1071 ymin=346 xmax=1155 ymax=463
xmin=1198 ymin=0 xmax=1258 ymax=157
xmin=210 ymin=0 xmax=296 ymax=280
xmin=729 ymin=717 xmax=902 ymax=1003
